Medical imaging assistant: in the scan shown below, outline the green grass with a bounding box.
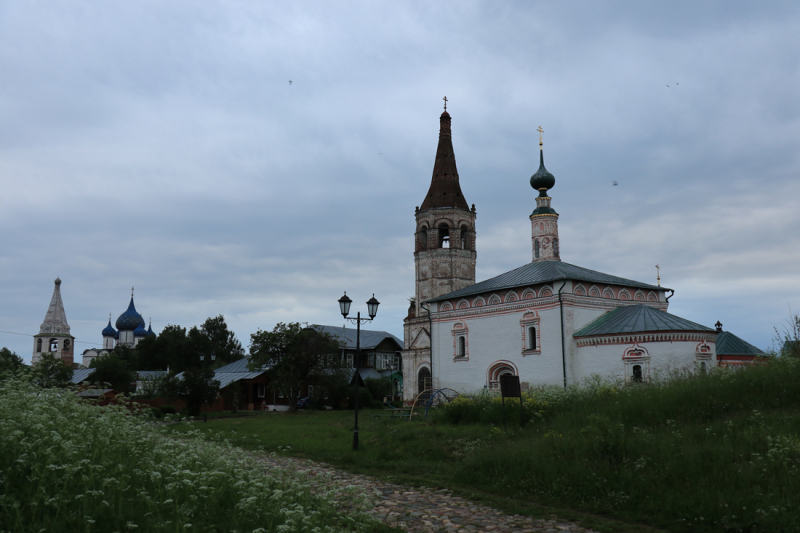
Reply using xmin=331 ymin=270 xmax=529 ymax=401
xmin=0 ymin=377 xmax=399 ymax=533
xmin=167 ymin=358 xmax=800 ymax=533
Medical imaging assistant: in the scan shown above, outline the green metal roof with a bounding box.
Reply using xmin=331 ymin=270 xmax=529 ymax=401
xmin=428 ymin=261 xmax=668 ymax=303
xmin=716 ymin=331 xmax=764 ymax=356
xmin=574 ymin=305 xmax=713 ymax=337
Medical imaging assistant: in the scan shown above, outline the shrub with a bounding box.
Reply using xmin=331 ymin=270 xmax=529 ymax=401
xmin=150 ymin=407 xmax=163 ymax=419
xmin=0 ymin=376 xmax=383 ymax=532
xmin=159 ymin=404 xmax=176 ymax=415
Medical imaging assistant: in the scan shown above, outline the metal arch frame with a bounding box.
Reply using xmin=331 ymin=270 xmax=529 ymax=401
xmin=408 ymin=387 xmax=460 ymax=420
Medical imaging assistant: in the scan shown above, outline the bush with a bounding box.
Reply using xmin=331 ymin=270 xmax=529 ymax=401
xmin=345 ymin=387 xmax=377 ymax=409
xmin=150 ymin=407 xmax=163 ymax=419
xmin=0 ymin=376 xmax=384 ymax=532
xmin=159 ymin=404 xmax=176 ymax=415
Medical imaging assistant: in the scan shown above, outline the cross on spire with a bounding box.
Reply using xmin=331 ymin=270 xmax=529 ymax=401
xmin=655 ymin=264 xmax=661 ymax=286
xmin=443 ymin=96 xmax=447 ymax=111
xmin=537 ymin=126 xmax=544 ymax=147
xmin=131 ymin=286 xmax=134 ymax=297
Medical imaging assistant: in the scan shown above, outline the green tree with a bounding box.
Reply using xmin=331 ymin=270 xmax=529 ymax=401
xmin=249 ymin=323 xmax=343 ymax=412
xmin=31 ymin=353 xmax=72 ymax=389
xmin=135 ymin=324 xmax=192 ymax=372
xmin=89 ymin=353 xmax=137 ymax=394
xmin=178 ymin=367 xmax=220 ymax=416
xmin=0 ymin=348 xmax=27 ymax=379
xmin=775 ymin=312 xmax=800 ymax=358
xmin=194 ymin=315 xmax=245 ymax=367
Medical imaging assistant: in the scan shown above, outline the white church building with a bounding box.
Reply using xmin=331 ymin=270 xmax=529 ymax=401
xmin=402 ymin=109 xmax=720 ymax=400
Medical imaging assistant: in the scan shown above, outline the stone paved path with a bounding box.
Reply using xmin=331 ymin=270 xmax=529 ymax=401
xmin=252 ymin=453 xmax=598 ymax=533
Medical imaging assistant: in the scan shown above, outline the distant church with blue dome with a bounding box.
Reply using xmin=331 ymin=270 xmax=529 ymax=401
xmin=81 ymin=288 xmax=156 ymax=367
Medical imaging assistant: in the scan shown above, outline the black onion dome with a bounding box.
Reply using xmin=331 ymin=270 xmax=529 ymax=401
xmin=530 ymin=150 xmax=555 ymax=196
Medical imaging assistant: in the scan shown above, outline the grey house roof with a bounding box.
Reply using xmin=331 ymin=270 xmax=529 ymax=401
xmin=716 ymin=331 xmax=764 ymax=356
xmin=71 ymin=368 xmax=95 ymax=384
xmin=214 ymin=357 xmax=267 ymax=373
xmin=428 ymin=261 xmax=668 ymax=303
xmin=574 ymin=305 xmax=713 ymax=337
xmin=310 ymin=325 xmax=402 ymax=351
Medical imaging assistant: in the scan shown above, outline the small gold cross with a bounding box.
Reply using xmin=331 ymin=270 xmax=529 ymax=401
xmin=443 ymin=96 xmax=448 ymax=111
xmin=537 ymin=126 xmax=544 ymax=143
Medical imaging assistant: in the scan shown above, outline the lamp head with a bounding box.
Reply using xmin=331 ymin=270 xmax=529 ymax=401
xmin=366 ymin=294 xmax=380 ymax=319
xmin=338 ymin=292 xmax=352 ymax=318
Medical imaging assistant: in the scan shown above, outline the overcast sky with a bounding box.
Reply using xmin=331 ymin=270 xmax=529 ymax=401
xmin=2 ymin=1 xmax=799 ymax=363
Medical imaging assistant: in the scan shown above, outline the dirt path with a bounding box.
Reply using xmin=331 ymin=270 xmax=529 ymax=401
xmin=251 ymin=453 xmax=598 ymax=533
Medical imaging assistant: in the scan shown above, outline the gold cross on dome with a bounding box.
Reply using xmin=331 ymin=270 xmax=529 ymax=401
xmin=443 ymin=96 xmax=448 ymax=111
xmin=537 ymin=126 xmax=544 ymax=144
xmin=655 ymin=264 xmax=661 ymax=286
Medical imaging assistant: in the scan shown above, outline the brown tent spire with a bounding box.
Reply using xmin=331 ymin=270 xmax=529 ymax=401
xmin=420 ymin=108 xmax=469 ymax=210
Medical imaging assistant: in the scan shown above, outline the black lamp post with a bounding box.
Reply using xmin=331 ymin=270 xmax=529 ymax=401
xmin=199 ymin=350 xmax=216 ymax=422
xmin=338 ymin=292 xmax=379 ymax=451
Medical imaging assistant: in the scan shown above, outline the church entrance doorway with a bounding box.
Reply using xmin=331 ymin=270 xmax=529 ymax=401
xmin=418 ymin=367 xmax=431 ymax=400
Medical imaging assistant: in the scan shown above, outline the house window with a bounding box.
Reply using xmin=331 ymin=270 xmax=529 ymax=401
xmin=346 ymin=353 xmax=354 ymax=367
xmin=36 ymin=338 xmax=42 ymax=352
xmin=520 ymin=312 xmax=540 ymax=356
xmin=368 ymin=353 xmax=375 ymax=367
xmin=308 ymin=385 xmax=314 ymax=397
xmin=257 ymin=384 xmax=266 ymax=398
xmin=632 ymin=365 xmax=643 ymax=382
xmin=49 ymin=338 xmax=58 ymax=352
xmin=451 ymin=322 xmax=469 ymax=361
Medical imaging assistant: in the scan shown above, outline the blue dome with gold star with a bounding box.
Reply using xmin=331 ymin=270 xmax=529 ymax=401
xmin=133 ymin=322 xmax=148 ymax=337
xmin=116 ymin=297 xmax=145 ymax=331
xmin=102 ymin=319 xmax=116 ymax=338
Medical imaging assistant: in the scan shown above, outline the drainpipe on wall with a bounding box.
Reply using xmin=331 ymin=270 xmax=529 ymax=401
xmin=666 ymin=289 xmax=675 ymax=302
xmin=558 ymin=280 xmax=568 ymax=389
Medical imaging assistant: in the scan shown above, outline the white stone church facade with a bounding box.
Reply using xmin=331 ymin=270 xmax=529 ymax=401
xmin=402 ymin=110 xmax=717 ymax=401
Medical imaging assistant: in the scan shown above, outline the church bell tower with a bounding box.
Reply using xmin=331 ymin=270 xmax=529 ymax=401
xmin=530 ymin=128 xmax=560 ymax=262
xmin=403 ymin=101 xmax=477 ymax=401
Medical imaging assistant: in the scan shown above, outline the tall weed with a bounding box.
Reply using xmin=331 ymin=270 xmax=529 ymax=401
xmin=0 ymin=377 xmax=381 ymax=533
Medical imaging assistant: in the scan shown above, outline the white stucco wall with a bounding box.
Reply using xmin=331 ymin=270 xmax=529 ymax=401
xmin=429 ymin=293 xmax=714 ymax=394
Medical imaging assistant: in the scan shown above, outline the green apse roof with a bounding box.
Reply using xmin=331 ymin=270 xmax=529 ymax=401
xmin=428 ymin=261 xmax=667 ymax=303
xmin=716 ymin=331 xmax=764 ymax=356
xmin=574 ymin=305 xmax=713 ymax=337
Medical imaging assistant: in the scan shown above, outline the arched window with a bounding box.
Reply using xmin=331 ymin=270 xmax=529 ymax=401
xmin=458 ymin=336 xmax=466 ymax=357
xmin=632 ymin=365 xmax=643 ymax=382
xmin=553 ymin=237 xmax=559 ymax=256
xmin=527 ymin=327 xmax=536 ymax=350
xmin=534 ymin=239 xmax=540 ymax=259
xmin=49 ymin=338 xmax=58 ymax=352
xmin=63 ymin=339 xmax=70 ymax=351
xmin=438 ymin=224 xmax=450 ymax=248
xmin=36 ymin=338 xmax=42 ymax=352
xmin=418 ymin=225 xmax=428 ymax=251
xmin=460 ymin=225 xmax=470 ymax=250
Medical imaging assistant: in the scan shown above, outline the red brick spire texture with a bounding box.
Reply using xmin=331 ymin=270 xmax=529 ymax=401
xmin=420 ymin=111 xmax=469 ymax=211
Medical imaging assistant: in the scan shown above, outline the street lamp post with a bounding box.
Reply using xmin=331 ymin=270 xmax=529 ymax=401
xmin=338 ymin=292 xmax=379 ymax=451
xmin=199 ymin=350 xmax=216 ymax=422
